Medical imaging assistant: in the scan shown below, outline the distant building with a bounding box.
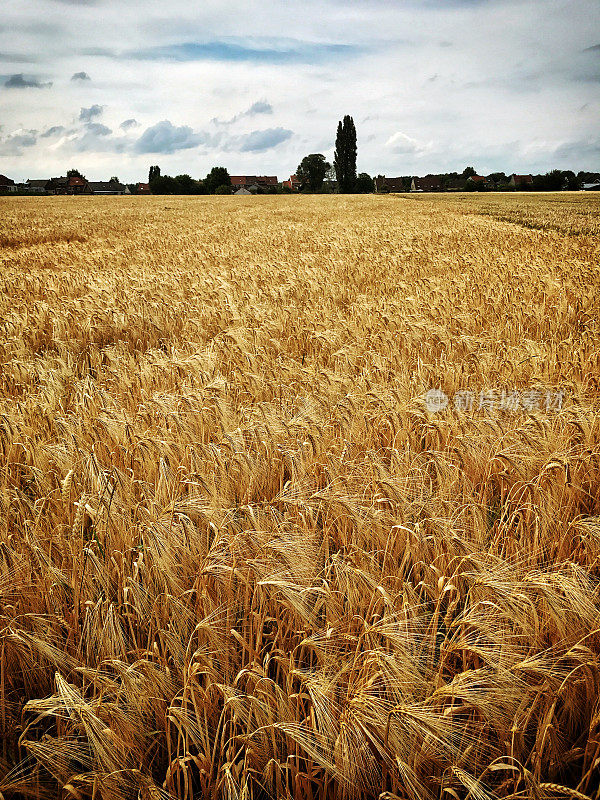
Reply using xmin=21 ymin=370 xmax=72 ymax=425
xmin=582 ymin=182 xmax=600 ymax=191
xmin=26 ymin=179 xmax=50 ymax=193
xmin=0 ymin=175 xmax=17 ymax=193
xmin=89 ymin=180 xmax=129 ymax=195
xmin=234 ymin=187 xmax=252 ymax=195
xmin=374 ymin=176 xmax=406 ymax=193
xmin=230 ymin=175 xmax=278 ymax=191
xmin=411 ymin=176 xmax=442 ymax=192
xmin=282 ymin=175 xmax=301 ymax=191
xmin=136 ymin=183 xmax=151 ymax=194
xmin=508 ymin=174 xmax=533 ymax=188
xmin=47 ymin=175 xmax=92 ymax=194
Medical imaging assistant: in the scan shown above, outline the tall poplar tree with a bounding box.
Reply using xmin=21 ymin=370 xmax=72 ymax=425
xmin=334 ymin=115 xmax=357 ymax=193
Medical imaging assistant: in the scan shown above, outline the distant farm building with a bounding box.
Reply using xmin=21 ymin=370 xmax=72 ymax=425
xmin=136 ymin=183 xmax=151 ymax=194
xmin=230 ymin=176 xmax=278 ymax=192
xmin=88 ymin=180 xmax=130 ymax=195
xmin=47 ymin=175 xmax=92 ymax=194
xmin=411 ymin=176 xmax=442 ymax=192
xmin=234 ymin=187 xmax=252 ymax=196
xmin=509 ymin=174 xmax=533 ymax=188
xmin=26 ymin=179 xmax=50 ymax=193
xmin=374 ymin=176 xmax=406 ymax=193
xmin=282 ymin=175 xmax=301 ymax=191
xmin=0 ymin=175 xmax=17 ymax=193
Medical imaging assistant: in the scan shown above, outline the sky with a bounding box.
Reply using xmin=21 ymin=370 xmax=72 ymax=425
xmin=0 ymin=0 xmax=599 ymax=183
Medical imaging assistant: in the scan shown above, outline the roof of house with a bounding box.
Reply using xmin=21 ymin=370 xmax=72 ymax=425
xmin=511 ymin=174 xmax=533 ymax=181
xmin=137 ymin=183 xmax=150 ymax=192
xmin=413 ymin=175 xmax=442 ymax=190
xmin=27 ymin=179 xmax=50 ymax=188
xmin=469 ymin=175 xmax=486 ymax=182
xmin=89 ymin=181 xmax=126 ymax=192
xmin=375 ymin=176 xmax=405 ymax=191
xmin=234 ymin=187 xmax=252 ymax=195
xmin=68 ymin=175 xmax=87 ymax=186
xmin=230 ymin=175 xmax=278 ymax=186
xmin=0 ymin=175 xmax=15 ymax=185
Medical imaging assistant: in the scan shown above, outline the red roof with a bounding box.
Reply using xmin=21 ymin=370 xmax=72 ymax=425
xmin=68 ymin=175 xmax=86 ymax=186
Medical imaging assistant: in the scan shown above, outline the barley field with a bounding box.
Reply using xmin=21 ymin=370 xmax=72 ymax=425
xmin=1 ymin=192 xmax=599 ymax=800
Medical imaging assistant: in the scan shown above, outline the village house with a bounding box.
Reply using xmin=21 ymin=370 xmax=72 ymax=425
xmin=26 ymin=179 xmax=51 ymax=193
xmin=411 ymin=175 xmax=443 ymax=192
xmin=508 ymin=174 xmax=533 ymax=188
xmin=282 ymin=175 xmax=301 ymax=191
xmin=0 ymin=175 xmax=17 ymax=193
xmin=374 ymin=176 xmax=406 ymax=193
xmin=136 ymin=183 xmax=151 ymax=194
xmin=88 ymin=180 xmax=130 ymax=195
xmin=47 ymin=175 xmax=92 ymax=194
xmin=230 ymin=175 xmax=278 ymax=192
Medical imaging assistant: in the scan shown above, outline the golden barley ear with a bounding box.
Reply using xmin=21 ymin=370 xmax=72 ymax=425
xmin=62 ymin=468 xmax=74 ymax=505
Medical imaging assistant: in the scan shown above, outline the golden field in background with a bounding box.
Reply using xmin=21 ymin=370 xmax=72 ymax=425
xmin=0 ymin=193 xmax=599 ymax=800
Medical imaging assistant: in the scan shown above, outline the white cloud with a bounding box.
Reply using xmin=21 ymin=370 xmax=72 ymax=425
xmin=385 ymin=131 xmax=432 ymax=155
xmin=134 ymin=120 xmax=209 ymax=154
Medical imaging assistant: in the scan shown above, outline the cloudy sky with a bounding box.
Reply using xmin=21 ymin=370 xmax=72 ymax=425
xmin=1 ymin=0 xmax=598 ymax=182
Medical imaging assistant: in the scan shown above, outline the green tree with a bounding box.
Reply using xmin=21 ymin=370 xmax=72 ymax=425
xmin=67 ymin=168 xmax=85 ymax=179
xmin=174 ymin=174 xmax=196 ymax=194
xmin=148 ymin=165 xmax=160 ymax=183
xmin=149 ymin=175 xmax=179 ymax=194
xmin=462 ymin=166 xmax=476 ymax=178
xmin=205 ymin=167 xmax=231 ymax=194
xmin=214 ymin=184 xmax=231 ymax=195
xmin=296 ymin=153 xmax=331 ymax=191
xmin=355 ymin=173 xmax=374 ymax=193
xmin=110 ymin=176 xmax=120 ymax=184
xmin=334 ymin=115 xmax=357 ymax=193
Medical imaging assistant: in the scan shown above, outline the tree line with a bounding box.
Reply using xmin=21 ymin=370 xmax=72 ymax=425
xmin=148 ymin=166 xmax=232 ymax=195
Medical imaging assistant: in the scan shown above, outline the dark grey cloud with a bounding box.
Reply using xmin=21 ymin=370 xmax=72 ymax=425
xmin=232 ymin=127 xmax=293 ymax=152
xmin=71 ymin=71 xmax=91 ymax=81
xmin=134 ymin=120 xmax=216 ymax=154
xmin=4 ymin=73 xmax=52 ymax=88
xmin=90 ymin=38 xmax=363 ymax=64
xmin=120 ymin=118 xmax=139 ymax=130
xmin=554 ymin=138 xmax=600 ymax=162
xmin=79 ymin=104 xmax=103 ymax=122
xmin=40 ymin=125 xmax=66 ymax=138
